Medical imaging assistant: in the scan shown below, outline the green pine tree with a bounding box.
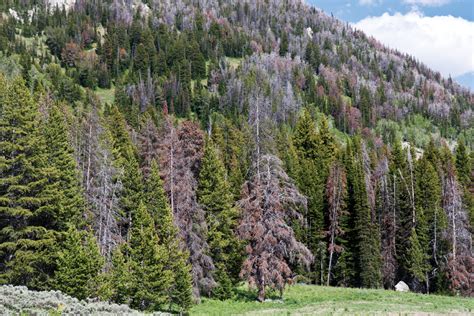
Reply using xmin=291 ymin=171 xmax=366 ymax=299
xmin=359 ymin=86 xmax=372 ymax=127
xmin=347 ymin=137 xmax=382 ymax=288
xmin=129 ymin=201 xmax=172 ymax=311
xmin=336 ymin=139 xmax=357 ymax=286
xmin=104 ymin=245 xmax=133 ymax=305
xmin=144 ymin=160 xmax=193 ymax=310
xmin=390 ymin=141 xmax=413 ymax=280
xmin=406 ymin=228 xmax=430 ymax=284
xmin=134 ymin=43 xmax=149 ymax=74
xmin=316 ymin=116 xmax=336 ymax=165
xmin=170 ymin=251 xmax=193 ymax=312
xmin=455 ymin=140 xmax=473 ymax=228
xmin=190 ymin=40 xmax=206 ymax=80
xmin=293 ymin=108 xmax=319 ymax=160
xmin=0 ymin=77 xmax=68 ymax=289
xmin=415 ymin=156 xmax=446 ymax=280
xmin=107 ymin=108 xmax=144 ymax=239
xmin=292 ymin=109 xmax=336 ymax=284
xmin=54 ymin=227 xmax=104 ymax=299
xmin=455 ymin=140 xmax=470 ymax=187
xmin=42 ymin=104 xmax=84 ymax=226
xmin=197 ymin=140 xmax=241 ymax=299
xmin=293 ymin=109 xmax=324 ymax=283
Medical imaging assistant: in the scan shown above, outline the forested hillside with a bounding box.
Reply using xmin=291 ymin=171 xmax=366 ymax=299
xmin=0 ymin=0 xmax=472 ymax=312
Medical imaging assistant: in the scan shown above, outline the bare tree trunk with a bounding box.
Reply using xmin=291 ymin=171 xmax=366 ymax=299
xmin=86 ymin=123 xmax=92 ymax=192
xmin=257 ymin=269 xmax=265 ymax=302
xmin=320 ymin=247 xmax=324 ymax=285
xmin=452 ymin=198 xmax=456 ymax=260
xmin=398 ymin=169 xmax=415 ymax=226
xmin=255 ymin=94 xmax=260 ymax=181
xmin=407 ymin=150 xmax=416 ymax=225
xmin=393 ymin=174 xmax=397 ymax=254
xmin=170 ymin=129 xmax=175 ymax=214
xmin=433 ymin=207 xmax=438 ymax=266
xmin=327 ymin=232 xmax=335 ymax=286
xmin=426 ymin=273 xmax=429 ymax=294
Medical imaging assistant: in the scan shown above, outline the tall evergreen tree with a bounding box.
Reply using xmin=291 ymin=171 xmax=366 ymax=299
xmin=171 ymin=252 xmax=194 ymax=312
xmin=293 ymin=109 xmax=336 ymax=284
xmin=42 ymin=103 xmax=84 ymax=225
xmin=390 ymin=141 xmax=413 ymax=282
xmin=134 ymin=43 xmax=149 ymax=75
xmin=293 ymin=109 xmax=324 ymax=282
xmin=104 ymin=245 xmax=133 ymax=305
xmin=406 ymin=228 xmax=430 ymax=287
xmin=128 ymin=202 xmax=171 ymax=311
xmin=359 ymin=86 xmax=372 ymax=127
xmin=0 ymin=77 xmax=68 ymax=289
xmin=197 ymin=140 xmax=242 ymax=299
xmin=54 ymin=227 xmax=104 ymax=299
xmin=107 ymin=108 xmax=144 ymax=239
xmin=415 ymin=156 xmax=446 ymax=291
xmin=347 ymin=137 xmax=382 ymax=288
xmin=189 ymin=40 xmax=206 ymax=80
xmin=455 ymin=140 xmax=473 ymax=228
xmin=144 ymin=160 xmax=193 ymax=310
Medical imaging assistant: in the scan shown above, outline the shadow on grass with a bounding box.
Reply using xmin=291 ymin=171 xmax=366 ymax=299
xmin=232 ymin=287 xmax=289 ymax=303
xmin=233 ymin=287 xmax=258 ymax=302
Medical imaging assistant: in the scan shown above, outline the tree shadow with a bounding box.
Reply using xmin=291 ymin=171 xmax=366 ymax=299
xmin=233 ymin=287 xmax=258 ymax=302
xmin=233 ymin=287 xmax=283 ymax=303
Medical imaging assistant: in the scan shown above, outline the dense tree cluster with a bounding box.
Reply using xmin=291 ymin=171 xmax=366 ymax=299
xmin=0 ymin=0 xmax=472 ymax=312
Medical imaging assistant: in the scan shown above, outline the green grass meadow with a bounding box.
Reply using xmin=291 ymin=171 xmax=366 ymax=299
xmin=190 ymin=284 xmax=474 ymax=315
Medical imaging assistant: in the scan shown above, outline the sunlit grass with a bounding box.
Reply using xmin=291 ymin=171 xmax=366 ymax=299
xmin=226 ymin=57 xmax=243 ymax=70
xmin=190 ymin=284 xmax=474 ymax=315
xmin=95 ymin=85 xmax=115 ymax=105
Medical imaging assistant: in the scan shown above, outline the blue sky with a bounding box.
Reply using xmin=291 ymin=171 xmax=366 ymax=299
xmin=308 ymin=0 xmax=473 ymax=22
xmin=307 ymin=0 xmax=474 ymax=89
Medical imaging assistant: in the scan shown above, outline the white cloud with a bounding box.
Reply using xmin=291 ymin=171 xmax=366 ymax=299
xmin=402 ymin=0 xmax=451 ymax=6
xmin=358 ymin=0 xmax=379 ymax=5
xmin=353 ymin=11 xmax=474 ymax=77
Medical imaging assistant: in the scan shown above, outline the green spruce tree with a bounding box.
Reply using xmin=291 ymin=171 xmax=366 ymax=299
xmin=0 ymin=77 xmax=68 ymax=289
xmin=128 ymin=201 xmax=171 ymax=310
xmin=42 ymin=103 xmax=84 ymax=226
xmin=54 ymin=227 xmax=104 ymax=299
xmin=293 ymin=108 xmax=324 ymax=282
xmin=171 ymin=252 xmax=193 ymax=312
xmin=197 ymin=140 xmax=241 ymax=299
xmin=414 ymin=156 xmax=446 ymax=291
xmin=107 ymin=108 xmax=144 ymax=239
xmin=347 ymin=137 xmax=382 ymax=288
xmin=144 ymin=160 xmax=193 ymax=310
xmin=104 ymin=245 xmax=133 ymax=305
xmin=455 ymin=140 xmax=473 ymax=228
xmin=406 ymin=228 xmax=430 ymax=286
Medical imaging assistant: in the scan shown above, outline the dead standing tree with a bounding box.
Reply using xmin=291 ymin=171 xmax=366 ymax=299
xmin=375 ymin=156 xmax=398 ymax=289
xmin=157 ymin=118 xmax=216 ymax=298
xmin=72 ymin=105 xmax=122 ymax=263
xmin=325 ymin=160 xmax=347 ymax=286
xmin=441 ymin=161 xmax=473 ymax=296
xmin=238 ymin=155 xmax=313 ymax=302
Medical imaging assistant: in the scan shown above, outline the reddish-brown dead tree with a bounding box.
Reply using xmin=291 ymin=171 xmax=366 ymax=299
xmin=238 ymin=155 xmax=313 ymax=302
xmin=157 ymin=118 xmax=215 ymax=298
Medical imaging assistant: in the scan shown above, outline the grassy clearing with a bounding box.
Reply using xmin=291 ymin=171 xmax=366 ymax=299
xmin=95 ymin=86 xmax=115 ymax=105
xmin=190 ymin=284 xmax=474 ymax=315
xmin=16 ymin=32 xmax=50 ymax=57
xmin=226 ymin=57 xmax=243 ymax=70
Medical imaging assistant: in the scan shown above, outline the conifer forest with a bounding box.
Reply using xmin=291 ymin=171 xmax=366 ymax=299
xmin=0 ymin=0 xmax=472 ymax=313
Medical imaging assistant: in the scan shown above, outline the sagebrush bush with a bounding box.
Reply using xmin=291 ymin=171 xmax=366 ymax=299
xmin=0 ymin=285 xmax=169 ymax=315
